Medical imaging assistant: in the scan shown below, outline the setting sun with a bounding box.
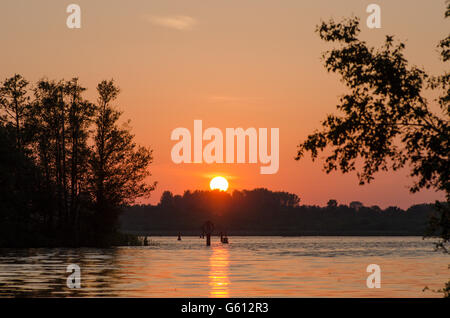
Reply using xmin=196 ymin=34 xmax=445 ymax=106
xmin=210 ymin=176 xmax=229 ymax=191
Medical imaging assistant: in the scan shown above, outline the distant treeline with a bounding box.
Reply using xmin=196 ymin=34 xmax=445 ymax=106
xmin=0 ymin=75 xmax=155 ymax=247
xmin=121 ymin=189 xmax=440 ymax=236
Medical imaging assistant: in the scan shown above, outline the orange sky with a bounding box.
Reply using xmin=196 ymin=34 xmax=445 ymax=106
xmin=1 ymin=0 xmax=447 ymax=208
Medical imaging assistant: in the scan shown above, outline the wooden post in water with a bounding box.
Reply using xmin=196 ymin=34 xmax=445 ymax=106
xmin=202 ymin=220 xmax=214 ymax=247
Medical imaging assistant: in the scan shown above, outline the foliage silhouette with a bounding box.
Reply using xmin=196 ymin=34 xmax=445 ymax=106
xmin=121 ymin=189 xmax=436 ymax=236
xmin=0 ymin=75 xmax=155 ymax=247
xmin=296 ymin=6 xmax=449 ymax=246
xmin=296 ymin=5 xmax=449 ymax=295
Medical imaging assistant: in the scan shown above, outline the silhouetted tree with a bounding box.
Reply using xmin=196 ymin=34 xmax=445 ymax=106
xmin=296 ymin=10 xmax=449 ymax=231
xmin=327 ymin=199 xmax=338 ymax=209
xmin=296 ymin=16 xmax=448 ymax=196
xmin=63 ymin=78 xmax=95 ymax=241
xmin=121 ymin=190 xmax=438 ymax=238
xmin=370 ymin=205 xmax=381 ymax=212
xmin=295 ymin=5 xmax=449 ymax=295
xmin=0 ymin=74 xmax=30 ymax=149
xmin=31 ymin=78 xmax=92 ymax=234
xmin=159 ymin=191 xmax=175 ymax=208
xmin=0 ymin=75 xmax=155 ymax=247
xmin=30 ymin=79 xmax=64 ymax=230
xmin=349 ymin=201 xmax=363 ymax=211
xmin=88 ymin=80 xmax=156 ymax=244
xmin=0 ymin=122 xmax=42 ymax=246
xmin=276 ymin=191 xmax=301 ymax=208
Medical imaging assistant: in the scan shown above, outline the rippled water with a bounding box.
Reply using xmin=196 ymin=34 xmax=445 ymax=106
xmin=0 ymin=236 xmax=448 ymax=297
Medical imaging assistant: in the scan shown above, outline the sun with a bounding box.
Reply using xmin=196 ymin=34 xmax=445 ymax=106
xmin=210 ymin=176 xmax=229 ymax=191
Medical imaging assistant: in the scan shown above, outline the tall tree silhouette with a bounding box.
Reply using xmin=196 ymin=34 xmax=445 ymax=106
xmin=0 ymin=74 xmax=29 ymax=149
xmin=63 ymin=78 xmax=95 ymax=240
xmin=0 ymin=76 xmax=155 ymax=247
xmin=89 ymin=80 xmax=156 ymax=244
xmin=296 ymin=9 xmax=449 ymax=247
xmin=296 ymin=6 xmax=449 ymax=296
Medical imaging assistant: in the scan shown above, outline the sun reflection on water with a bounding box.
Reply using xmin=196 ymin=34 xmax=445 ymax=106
xmin=208 ymin=245 xmax=230 ymax=297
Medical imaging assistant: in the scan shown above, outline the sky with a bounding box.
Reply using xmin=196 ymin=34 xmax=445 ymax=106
xmin=0 ymin=0 xmax=448 ymax=208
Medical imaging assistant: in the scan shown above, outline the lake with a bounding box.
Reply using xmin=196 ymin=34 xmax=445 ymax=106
xmin=0 ymin=236 xmax=448 ymax=297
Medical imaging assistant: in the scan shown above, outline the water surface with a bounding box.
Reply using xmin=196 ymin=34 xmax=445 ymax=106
xmin=0 ymin=236 xmax=448 ymax=297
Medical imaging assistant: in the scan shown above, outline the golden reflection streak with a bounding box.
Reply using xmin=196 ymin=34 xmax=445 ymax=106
xmin=208 ymin=245 xmax=230 ymax=297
